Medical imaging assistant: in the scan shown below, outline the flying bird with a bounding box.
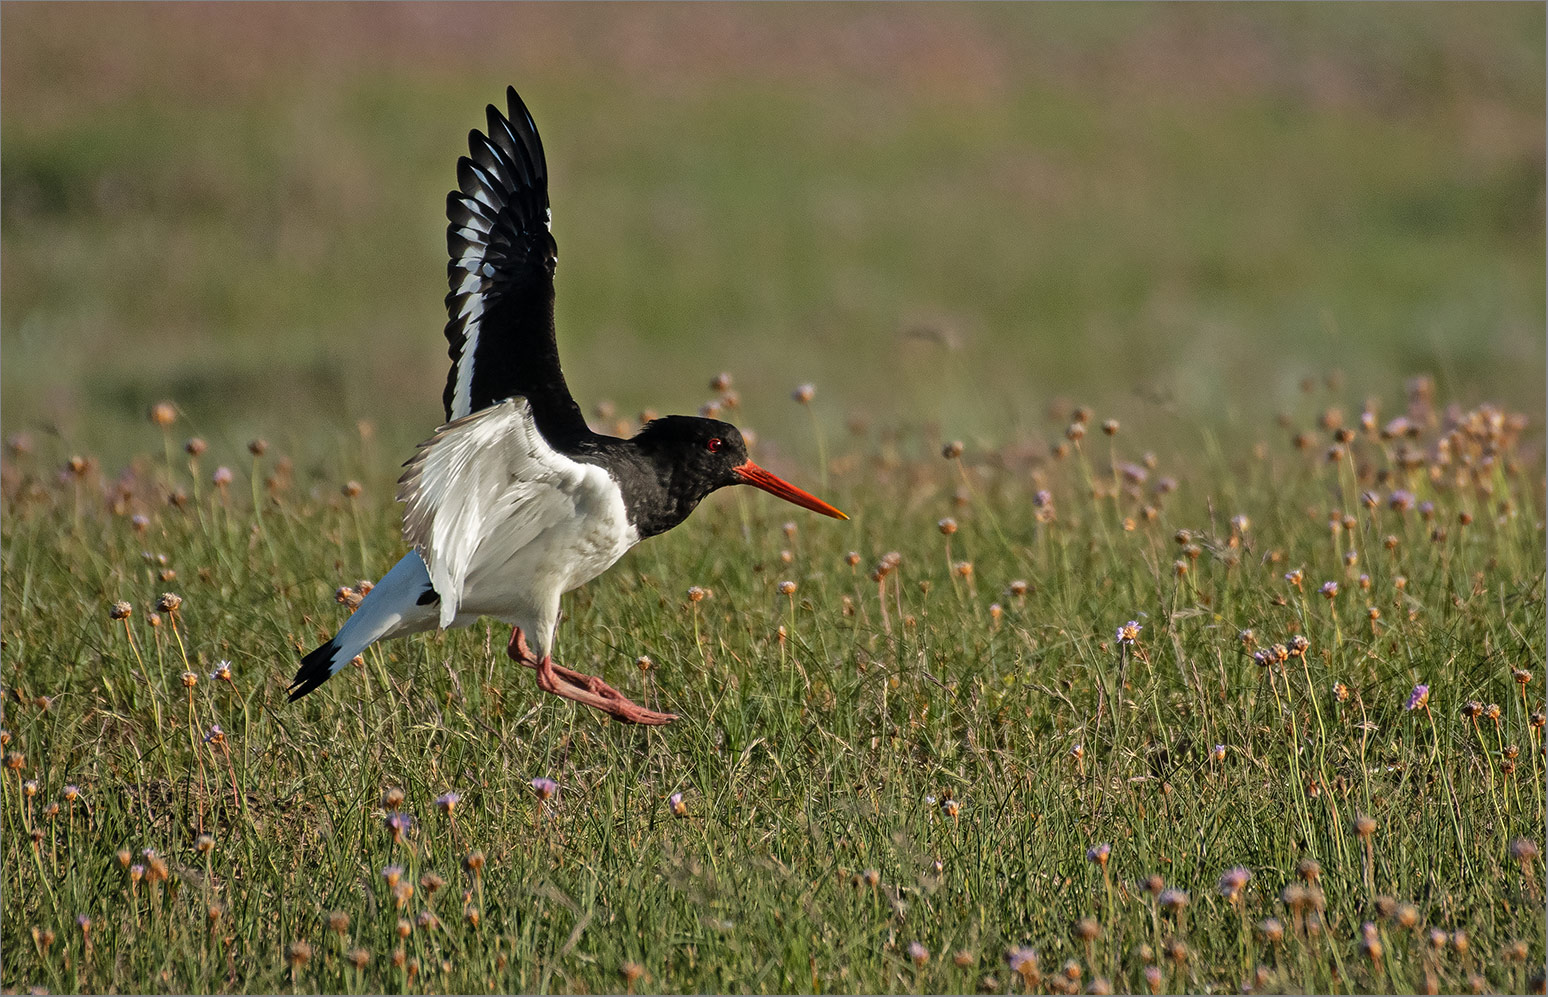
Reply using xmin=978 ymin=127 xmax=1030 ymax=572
xmin=289 ymin=88 xmax=846 ymax=724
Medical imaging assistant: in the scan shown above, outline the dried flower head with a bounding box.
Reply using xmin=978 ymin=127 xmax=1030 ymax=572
xmin=384 ymin=812 xmax=413 ymax=841
xmin=181 ymin=671 xmax=198 ymax=689
xmin=1218 ymin=866 xmax=1252 ymax=901
xmin=1006 ymin=946 xmax=1038 ymax=981
xmin=792 ymin=384 xmax=815 ymax=405
xmin=195 ymin=833 xmax=215 ymax=854
xmin=530 ymin=777 xmax=558 ymax=800
xmin=110 ymin=601 xmax=133 ymax=621
xmin=1158 ymin=887 xmax=1189 ymax=913
xmin=777 ymin=580 xmax=797 ymax=596
xmin=286 ymin=939 xmax=313 ymax=967
xmin=1359 ymin=923 xmax=1383 ymax=962
xmin=908 ymin=941 xmax=930 ymax=966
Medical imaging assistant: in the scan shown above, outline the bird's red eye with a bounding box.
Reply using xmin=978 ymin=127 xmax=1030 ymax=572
xmin=706 ymin=438 xmax=722 ymax=453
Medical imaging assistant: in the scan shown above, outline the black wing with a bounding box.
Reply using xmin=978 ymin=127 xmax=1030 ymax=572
xmin=442 ymin=87 xmax=588 ymax=443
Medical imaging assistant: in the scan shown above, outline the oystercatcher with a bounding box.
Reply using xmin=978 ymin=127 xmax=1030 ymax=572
xmin=289 ymin=88 xmax=846 ymax=724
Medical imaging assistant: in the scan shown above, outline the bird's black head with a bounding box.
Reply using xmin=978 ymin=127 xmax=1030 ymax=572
xmin=636 ymin=415 xmax=751 ymax=490
xmin=630 ymin=415 xmax=846 ymax=536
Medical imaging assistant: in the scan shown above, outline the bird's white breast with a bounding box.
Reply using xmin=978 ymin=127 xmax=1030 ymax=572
xmin=457 ymin=461 xmax=639 ymax=620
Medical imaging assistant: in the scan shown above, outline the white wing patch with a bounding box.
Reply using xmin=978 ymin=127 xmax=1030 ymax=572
xmin=398 ymin=398 xmax=600 ymax=629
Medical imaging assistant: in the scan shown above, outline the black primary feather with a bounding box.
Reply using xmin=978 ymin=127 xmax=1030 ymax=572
xmin=442 ymin=87 xmax=588 ymax=446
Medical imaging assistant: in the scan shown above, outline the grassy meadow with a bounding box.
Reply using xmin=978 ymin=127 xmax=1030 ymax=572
xmin=2 ymin=4 xmax=1545 ymax=994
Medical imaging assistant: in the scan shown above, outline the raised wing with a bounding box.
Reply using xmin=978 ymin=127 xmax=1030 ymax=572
xmin=398 ymin=398 xmax=592 ymax=628
xmin=443 ymin=87 xmax=588 ymax=442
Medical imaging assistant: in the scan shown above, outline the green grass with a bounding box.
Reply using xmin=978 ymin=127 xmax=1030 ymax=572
xmin=1 ymin=376 xmax=1543 ymax=993
xmin=1 ymin=5 xmax=1545 ymax=993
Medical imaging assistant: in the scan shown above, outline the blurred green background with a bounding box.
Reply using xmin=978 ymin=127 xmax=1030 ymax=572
xmin=2 ymin=3 xmax=1543 ymax=468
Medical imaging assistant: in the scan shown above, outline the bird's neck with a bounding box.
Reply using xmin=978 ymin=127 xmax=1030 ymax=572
xmin=579 ymin=438 xmax=711 ymax=540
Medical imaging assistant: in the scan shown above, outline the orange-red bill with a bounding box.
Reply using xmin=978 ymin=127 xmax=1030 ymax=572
xmin=733 ymin=461 xmax=848 ymax=520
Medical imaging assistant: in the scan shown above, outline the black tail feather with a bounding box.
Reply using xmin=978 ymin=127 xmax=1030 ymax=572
xmin=288 ymin=639 xmax=342 ymax=702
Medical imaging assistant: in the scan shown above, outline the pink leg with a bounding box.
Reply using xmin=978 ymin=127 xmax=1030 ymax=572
xmin=507 ymin=627 xmax=677 ymax=726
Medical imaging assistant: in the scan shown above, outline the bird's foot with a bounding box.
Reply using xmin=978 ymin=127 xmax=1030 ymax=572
xmin=511 ymin=627 xmax=676 ymax=725
xmin=535 ymin=655 xmax=678 ymax=726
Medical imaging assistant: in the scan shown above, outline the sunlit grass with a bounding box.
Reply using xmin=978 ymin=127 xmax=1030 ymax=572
xmin=1 ymin=374 xmax=1541 ymax=994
